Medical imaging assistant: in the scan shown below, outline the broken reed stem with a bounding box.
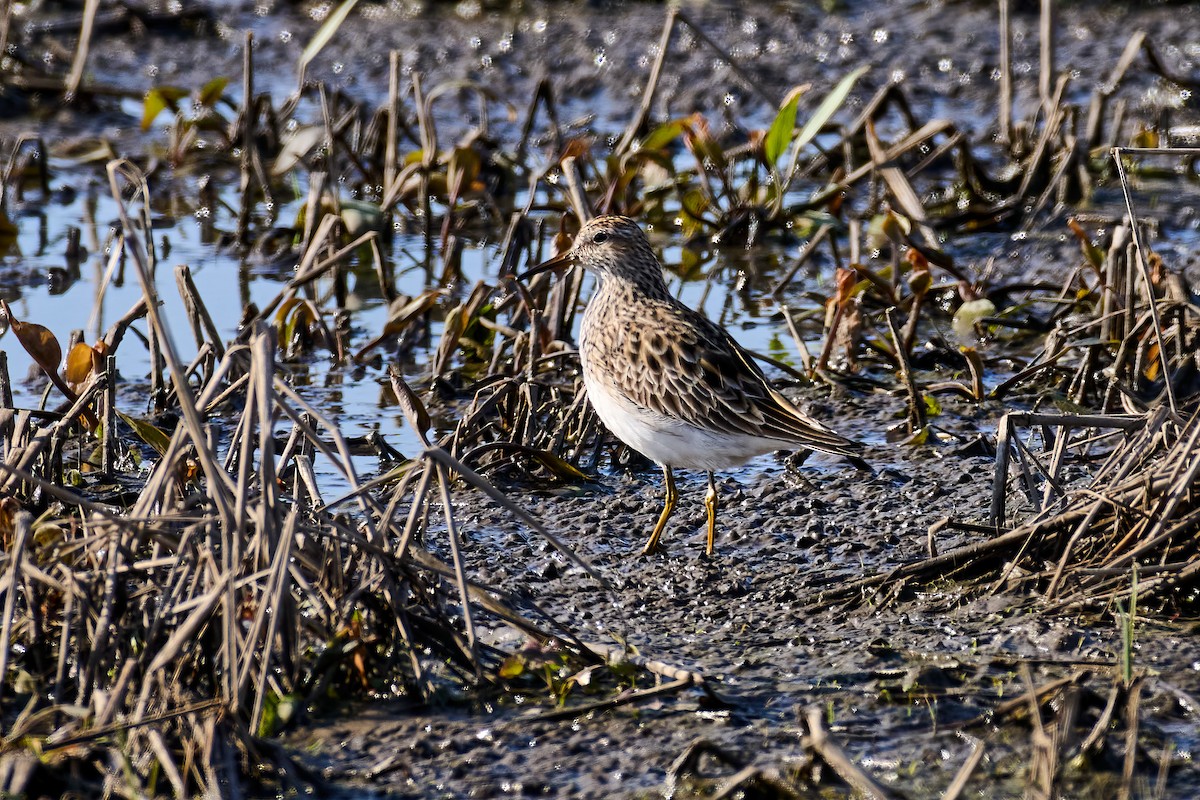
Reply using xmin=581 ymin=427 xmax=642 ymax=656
xmin=107 ymin=160 xmax=238 ymax=538
xmin=64 ymin=0 xmax=100 ymax=99
xmin=780 ymin=305 xmax=814 ymax=374
xmin=1020 ymin=663 xmax=1055 ymax=800
xmin=942 ymin=735 xmax=986 ymax=800
xmin=561 ymin=156 xmax=593 ymax=222
xmin=615 ymin=5 xmax=677 ymax=155
xmin=1039 ymin=0 xmax=1056 ymax=119
xmin=1119 ymin=676 xmax=1144 ymax=800
xmin=770 ymin=224 xmax=831 ymax=297
xmin=998 ymin=0 xmax=1013 ymax=148
xmin=886 ymin=307 xmax=925 ymax=435
xmin=0 ymin=510 xmax=32 ymax=709
xmin=1087 ymin=33 xmax=1145 ymax=151
xmin=802 ymin=705 xmax=895 ymax=800
xmin=246 ymin=507 xmax=298 ymax=734
xmin=887 ymin=400 xmax=1200 ymax=610
xmin=1112 ymin=147 xmax=1177 ymax=413
xmin=102 ymin=354 xmax=116 ymax=473
xmin=176 ymin=264 xmax=226 ymax=361
xmin=385 ymin=50 xmax=400 ymax=199
xmin=237 ymin=31 xmax=255 ymax=245
xmin=0 ymin=351 xmax=12 ymax=452
xmin=270 ymin=379 xmax=382 ymax=543
xmin=515 ymin=78 xmax=562 ymax=168
xmin=436 ymin=462 xmax=480 ymax=678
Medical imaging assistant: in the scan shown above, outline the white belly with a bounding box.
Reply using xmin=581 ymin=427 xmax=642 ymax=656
xmin=583 ymin=373 xmax=783 ymax=470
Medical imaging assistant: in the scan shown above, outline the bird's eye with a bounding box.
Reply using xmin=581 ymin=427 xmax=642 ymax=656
xmin=592 ymin=232 xmax=609 ymax=244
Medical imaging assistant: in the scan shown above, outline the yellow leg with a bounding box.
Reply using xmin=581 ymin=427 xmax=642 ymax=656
xmin=641 ymin=464 xmax=677 ymax=555
xmin=704 ymin=471 xmax=718 ymax=556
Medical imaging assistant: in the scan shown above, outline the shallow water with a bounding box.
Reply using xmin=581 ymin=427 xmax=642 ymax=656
xmin=0 ymin=165 xmax=856 ymax=500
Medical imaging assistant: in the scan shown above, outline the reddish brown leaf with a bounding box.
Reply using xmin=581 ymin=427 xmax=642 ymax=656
xmin=906 ymin=248 xmax=932 ymax=296
xmin=0 ymin=497 xmax=20 ymax=550
xmin=4 ymin=300 xmax=62 ymax=380
xmin=65 ymin=342 xmax=99 ymax=392
xmin=833 ymin=266 xmax=858 ymax=306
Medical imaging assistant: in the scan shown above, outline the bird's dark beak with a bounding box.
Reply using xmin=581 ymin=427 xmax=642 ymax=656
xmin=516 ymin=249 xmax=574 ymax=281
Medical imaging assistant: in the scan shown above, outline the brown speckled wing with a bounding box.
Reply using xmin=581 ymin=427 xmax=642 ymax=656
xmin=587 ymin=295 xmax=860 ymax=457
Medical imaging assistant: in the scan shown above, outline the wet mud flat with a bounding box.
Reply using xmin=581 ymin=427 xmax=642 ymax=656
xmin=1 ymin=0 xmax=1199 ymax=797
xmin=288 ymin=394 xmax=1200 ymax=798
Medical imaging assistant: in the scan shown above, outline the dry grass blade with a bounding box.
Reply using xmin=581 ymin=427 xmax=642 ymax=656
xmin=1112 ymin=146 xmax=1179 ymax=413
xmin=941 ymin=734 xmax=985 ymax=800
xmin=175 ymin=266 xmax=226 ymax=359
xmin=434 ymin=461 xmax=481 ymax=679
xmin=527 ymin=677 xmax=694 ymax=724
xmin=297 ymin=0 xmax=360 ymax=87
xmin=423 ymin=447 xmax=612 ymax=591
xmin=106 ymin=160 xmax=237 ymax=527
xmin=64 ymin=0 xmax=100 ymax=99
xmin=245 ymin=508 xmax=298 ymax=734
xmin=1021 ymin=663 xmax=1055 ymax=800
xmin=1119 ymin=675 xmax=1145 ymax=800
xmin=998 ymin=0 xmax=1013 ymax=147
xmin=0 ymin=510 xmax=32 ymax=706
xmin=886 ymin=306 xmax=926 ymax=437
xmin=865 ymin=122 xmax=936 ymax=248
xmin=614 ymin=6 xmax=677 ymax=155
xmin=147 ymin=575 xmax=230 ymax=676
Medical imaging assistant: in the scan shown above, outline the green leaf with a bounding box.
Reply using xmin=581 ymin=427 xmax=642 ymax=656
xmin=683 ymin=115 xmax=728 ymax=173
xmin=765 ymin=84 xmax=808 ymax=166
xmin=197 ymin=76 xmax=230 ymax=108
xmin=447 ymin=146 xmax=481 ymax=205
xmin=678 ymin=246 xmax=703 ymax=280
xmin=680 ymin=187 xmax=710 ymax=220
xmin=339 ymin=199 xmax=384 ymax=237
xmin=299 ymin=0 xmax=361 ymax=78
xmin=271 ymin=126 xmax=326 ymax=176
xmin=117 ymin=410 xmax=171 ymax=456
xmin=907 ymin=425 xmax=930 ymax=446
xmin=278 ymin=297 xmax=318 ymax=353
xmin=922 ymin=393 xmax=942 ymax=417
xmin=865 ymin=210 xmax=912 ymax=250
xmin=498 ymin=656 xmax=525 ymax=679
xmin=952 ymin=298 xmax=997 ymax=342
xmin=640 ymin=119 xmax=687 ymax=153
xmin=141 ymin=86 xmax=189 ymax=131
xmin=526 ymin=449 xmax=588 ymax=481
xmin=784 ymin=66 xmax=868 ymax=178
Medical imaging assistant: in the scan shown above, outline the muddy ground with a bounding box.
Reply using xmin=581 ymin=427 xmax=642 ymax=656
xmin=7 ymin=0 xmax=1200 ymax=797
xmin=291 ymin=391 xmax=1200 ymax=798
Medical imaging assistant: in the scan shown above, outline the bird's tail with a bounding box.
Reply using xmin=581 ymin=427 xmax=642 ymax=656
xmin=766 ymin=384 xmax=868 ymax=467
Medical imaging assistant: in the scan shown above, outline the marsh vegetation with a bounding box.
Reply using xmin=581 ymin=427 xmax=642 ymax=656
xmin=0 ymin=0 xmax=1198 ymax=797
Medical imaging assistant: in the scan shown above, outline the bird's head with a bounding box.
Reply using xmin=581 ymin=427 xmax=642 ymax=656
xmin=518 ymin=215 xmax=668 ymax=294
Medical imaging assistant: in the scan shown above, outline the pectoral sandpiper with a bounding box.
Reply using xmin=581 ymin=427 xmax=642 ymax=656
xmin=521 ymin=215 xmax=863 ymax=556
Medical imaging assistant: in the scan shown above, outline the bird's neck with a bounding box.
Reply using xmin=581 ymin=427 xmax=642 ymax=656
xmin=581 ymin=273 xmax=674 ymax=355
xmin=595 ymin=271 xmax=673 ymax=303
